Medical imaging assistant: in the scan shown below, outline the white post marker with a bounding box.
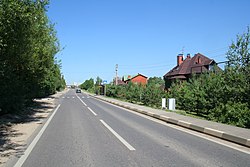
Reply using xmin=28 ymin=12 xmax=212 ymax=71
xmin=14 ymin=104 xmax=61 ymax=167
xmin=162 ymin=98 xmax=166 ymax=109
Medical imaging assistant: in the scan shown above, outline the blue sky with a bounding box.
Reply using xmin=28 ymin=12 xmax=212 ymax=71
xmin=47 ymin=0 xmax=250 ymax=85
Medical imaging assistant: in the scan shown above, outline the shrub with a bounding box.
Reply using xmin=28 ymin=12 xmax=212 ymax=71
xmin=209 ymin=102 xmax=250 ymax=128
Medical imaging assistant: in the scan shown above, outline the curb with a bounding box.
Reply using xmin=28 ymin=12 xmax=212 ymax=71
xmin=91 ymin=95 xmax=250 ymax=148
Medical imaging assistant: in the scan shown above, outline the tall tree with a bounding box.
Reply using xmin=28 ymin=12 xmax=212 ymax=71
xmin=0 ymin=0 xmax=64 ymax=114
xmin=226 ymin=26 xmax=250 ymax=69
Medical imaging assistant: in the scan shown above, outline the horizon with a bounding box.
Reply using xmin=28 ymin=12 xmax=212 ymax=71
xmin=47 ymin=0 xmax=250 ymax=85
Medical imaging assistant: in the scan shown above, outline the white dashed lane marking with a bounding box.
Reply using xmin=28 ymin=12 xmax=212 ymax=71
xmin=87 ymin=107 xmax=97 ymax=116
xmin=100 ymin=120 xmax=136 ymax=151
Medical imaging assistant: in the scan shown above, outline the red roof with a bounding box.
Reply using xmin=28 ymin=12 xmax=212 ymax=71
xmin=130 ymin=73 xmax=147 ymax=80
xmin=164 ymin=53 xmax=214 ymax=79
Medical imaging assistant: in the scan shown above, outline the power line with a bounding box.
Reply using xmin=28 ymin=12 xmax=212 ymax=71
xmin=210 ymin=54 xmax=226 ymax=59
xmin=203 ymin=47 xmax=228 ymax=55
xmin=119 ymin=63 xmax=176 ymax=70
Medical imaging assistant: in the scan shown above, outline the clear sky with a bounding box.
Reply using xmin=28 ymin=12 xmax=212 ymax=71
xmin=47 ymin=0 xmax=250 ymax=85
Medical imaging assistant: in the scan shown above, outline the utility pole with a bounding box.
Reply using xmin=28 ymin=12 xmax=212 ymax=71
xmin=115 ymin=64 xmax=118 ymax=85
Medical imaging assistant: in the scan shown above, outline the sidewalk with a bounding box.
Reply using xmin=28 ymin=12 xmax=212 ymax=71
xmin=89 ymin=94 xmax=250 ymax=147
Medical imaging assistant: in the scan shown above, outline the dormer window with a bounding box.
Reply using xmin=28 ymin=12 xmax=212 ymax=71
xmin=198 ymin=57 xmax=201 ymax=63
xmin=195 ymin=56 xmax=201 ymax=64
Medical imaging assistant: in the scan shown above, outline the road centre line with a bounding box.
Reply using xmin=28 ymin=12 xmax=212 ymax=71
xmin=77 ymin=96 xmax=87 ymax=106
xmin=100 ymin=119 xmax=136 ymax=151
xmin=87 ymin=107 xmax=97 ymax=116
xmin=14 ymin=104 xmax=61 ymax=167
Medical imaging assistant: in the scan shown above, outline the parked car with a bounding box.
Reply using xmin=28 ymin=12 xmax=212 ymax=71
xmin=76 ymin=88 xmax=81 ymax=93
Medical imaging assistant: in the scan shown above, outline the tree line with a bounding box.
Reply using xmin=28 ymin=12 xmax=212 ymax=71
xmin=171 ymin=27 xmax=250 ymax=128
xmin=0 ymin=0 xmax=65 ymax=115
xmin=81 ymin=28 xmax=250 ymax=128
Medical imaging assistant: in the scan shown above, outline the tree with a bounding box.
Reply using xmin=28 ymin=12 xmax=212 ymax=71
xmin=169 ymin=27 xmax=250 ymax=127
xmin=148 ymin=77 xmax=165 ymax=87
xmin=0 ymin=0 xmax=63 ymax=114
xmin=95 ymin=76 xmax=102 ymax=86
xmin=80 ymin=78 xmax=94 ymax=90
xmin=226 ymin=26 xmax=250 ymax=69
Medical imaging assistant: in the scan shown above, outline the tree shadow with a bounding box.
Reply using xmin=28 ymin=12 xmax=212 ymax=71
xmin=0 ymin=99 xmax=55 ymax=164
xmin=0 ymin=125 xmax=26 ymax=164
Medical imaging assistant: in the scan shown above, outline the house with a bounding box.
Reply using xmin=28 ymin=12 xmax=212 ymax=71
xmin=113 ymin=77 xmax=126 ymax=85
xmin=163 ymin=53 xmax=219 ymax=88
xmin=115 ymin=73 xmax=148 ymax=85
xmin=129 ymin=73 xmax=148 ymax=85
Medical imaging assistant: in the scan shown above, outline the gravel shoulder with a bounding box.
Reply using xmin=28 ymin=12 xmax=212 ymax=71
xmin=0 ymin=89 xmax=68 ymax=167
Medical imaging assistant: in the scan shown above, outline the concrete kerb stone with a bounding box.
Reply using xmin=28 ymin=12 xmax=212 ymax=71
xmin=178 ymin=120 xmax=192 ymax=128
xmin=160 ymin=115 xmax=170 ymax=121
xmin=204 ymin=128 xmax=224 ymax=138
xmin=222 ymin=133 xmax=248 ymax=146
xmin=247 ymin=139 xmax=250 ymax=147
xmin=189 ymin=124 xmax=205 ymax=133
xmin=152 ymin=114 xmax=161 ymax=119
xmin=167 ymin=118 xmax=179 ymax=124
xmin=90 ymin=95 xmax=250 ymax=148
xmin=146 ymin=112 xmax=154 ymax=116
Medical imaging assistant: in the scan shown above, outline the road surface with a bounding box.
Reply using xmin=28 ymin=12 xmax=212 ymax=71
xmin=14 ymin=89 xmax=250 ymax=167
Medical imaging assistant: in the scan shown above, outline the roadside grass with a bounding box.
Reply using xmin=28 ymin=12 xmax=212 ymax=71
xmin=85 ymin=90 xmax=211 ymax=122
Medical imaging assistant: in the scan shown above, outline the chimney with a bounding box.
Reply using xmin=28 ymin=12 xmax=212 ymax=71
xmin=187 ymin=53 xmax=191 ymax=59
xmin=177 ymin=54 xmax=184 ymax=66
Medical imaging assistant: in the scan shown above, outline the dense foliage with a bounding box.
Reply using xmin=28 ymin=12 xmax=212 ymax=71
xmin=79 ymin=78 xmax=94 ymax=91
xmin=106 ymin=77 xmax=167 ymax=108
xmin=169 ymin=27 xmax=250 ymax=128
xmin=82 ymin=28 xmax=250 ymax=128
xmin=0 ymin=0 xmax=65 ymax=115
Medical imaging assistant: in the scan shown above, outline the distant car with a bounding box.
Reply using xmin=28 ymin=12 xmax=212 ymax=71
xmin=76 ymin=88 xmax=81 ymax=93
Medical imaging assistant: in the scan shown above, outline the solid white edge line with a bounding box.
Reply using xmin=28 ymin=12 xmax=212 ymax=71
xmin=87 ymin=107 xmax=97 ymax=116
xmin=94 ymin=98 xmax=250 ymax=155
xmin=14 ymin=104 xmax=61 ymax=167
xmin=77 ymin=96 xmax=87 ymax=106
xmin=100 ymin=119 xmax=136 ymax=151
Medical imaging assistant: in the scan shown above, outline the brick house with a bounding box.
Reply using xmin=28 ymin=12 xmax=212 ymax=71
xmin=122 ymin=73 xmax=148 ymax=85
xmin=163 ymin=53 xmax=220 ymax=88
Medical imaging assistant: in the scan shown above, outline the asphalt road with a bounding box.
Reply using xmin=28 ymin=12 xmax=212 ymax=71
xmin=17 ymin=89 xmax=250 ymax=167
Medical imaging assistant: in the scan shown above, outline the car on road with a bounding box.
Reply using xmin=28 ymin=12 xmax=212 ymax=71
xmin=76 ymin=88 xmax=81 ymax=93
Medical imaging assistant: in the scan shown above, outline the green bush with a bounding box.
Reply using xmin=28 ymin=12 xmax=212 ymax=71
xmin=105 ymin=77 xmax=167 ymax=108
xmin=209 ymin=102 xmax=250 ymax=128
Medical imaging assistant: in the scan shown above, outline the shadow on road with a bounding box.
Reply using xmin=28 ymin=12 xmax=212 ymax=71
xmin=0 ymin=99 xmax=54 ymax=164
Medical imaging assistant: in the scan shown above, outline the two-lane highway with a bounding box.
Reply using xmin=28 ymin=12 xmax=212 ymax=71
xmin=15 ymin=89 xmax=250 ymax=167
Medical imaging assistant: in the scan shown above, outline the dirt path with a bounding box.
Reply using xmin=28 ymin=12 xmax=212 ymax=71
xmin=0 ymin=89 xmax=68 ymax=167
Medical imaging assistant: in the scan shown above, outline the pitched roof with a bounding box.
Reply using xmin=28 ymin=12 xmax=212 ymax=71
xmin=131 ymin=73 xmax=148 ymax=80
xmin=123 ymin=75 xmax=136 ymax=81
xmin=123 ymin=73 xmax=147 ymax=81
xmin=164 ymin=53 xmax=214 ymax=78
